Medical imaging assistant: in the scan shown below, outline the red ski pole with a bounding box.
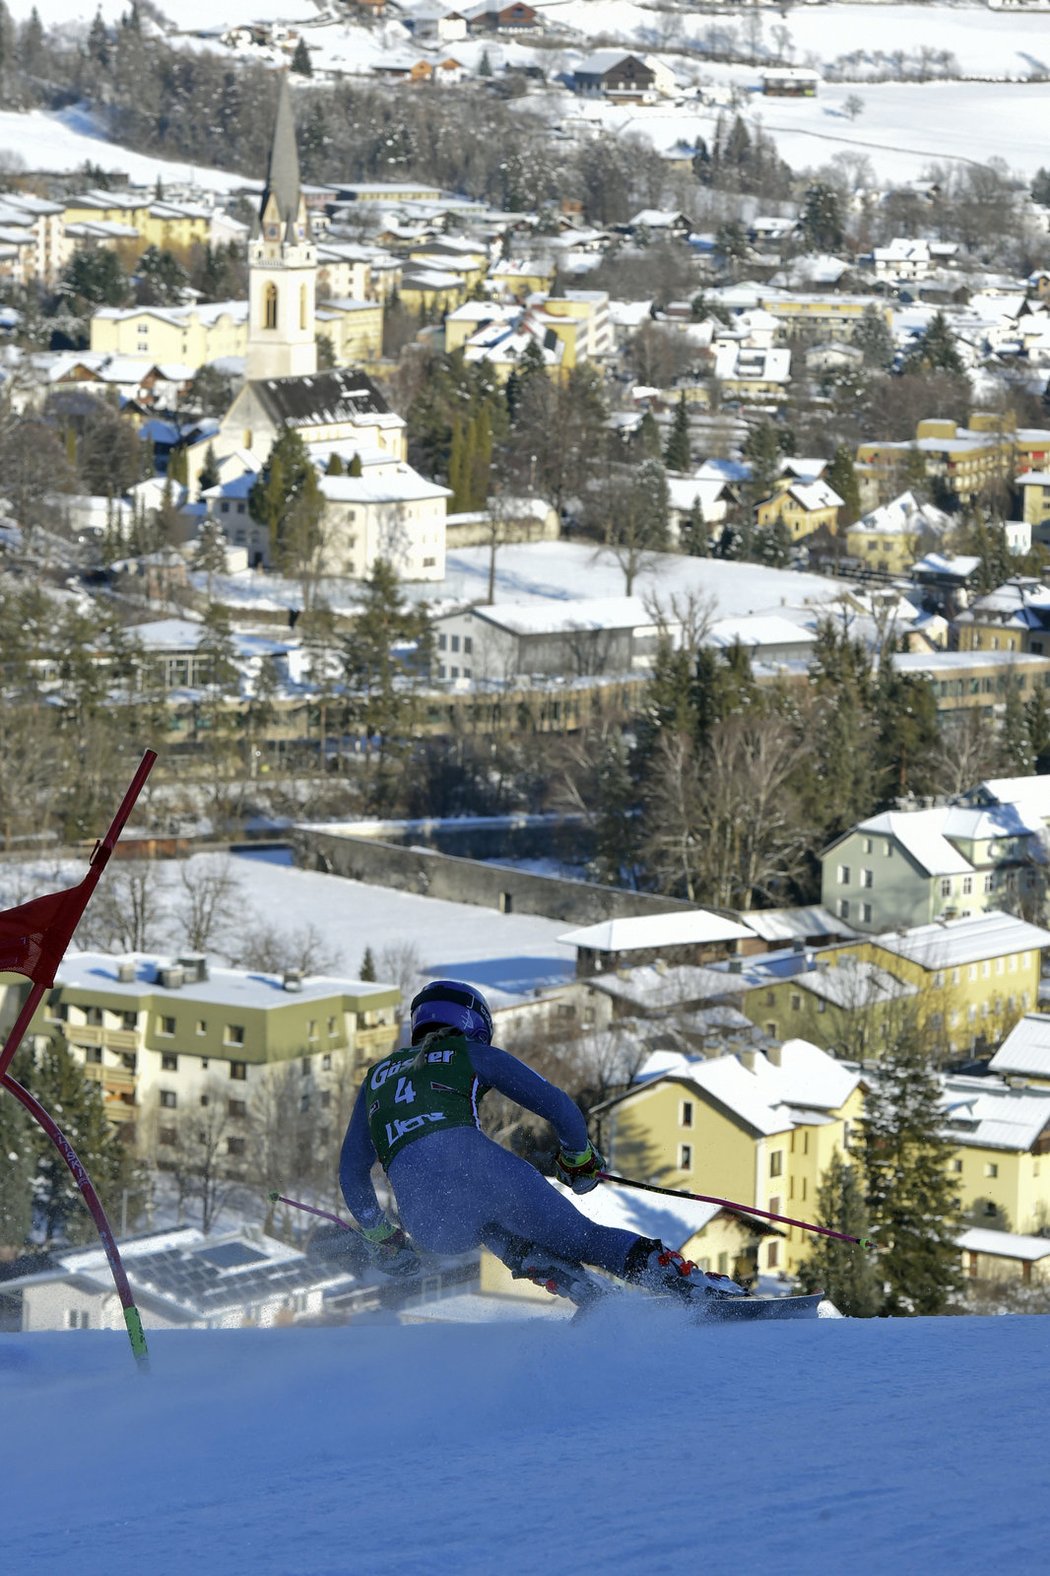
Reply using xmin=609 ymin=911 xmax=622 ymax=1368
xmin=599 ymin=1171 xmax=874 ymax=1249
xmin=269 ymin=1191 xmax=356 ymax=1231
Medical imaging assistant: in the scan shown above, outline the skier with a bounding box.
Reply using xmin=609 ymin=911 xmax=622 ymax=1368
xmin=339 ymin=978 xmax=745 ymax=1306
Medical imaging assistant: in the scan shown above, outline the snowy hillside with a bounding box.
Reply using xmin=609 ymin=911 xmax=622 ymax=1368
xmin=5 ymin=1308 xmax=1048 ymax=1574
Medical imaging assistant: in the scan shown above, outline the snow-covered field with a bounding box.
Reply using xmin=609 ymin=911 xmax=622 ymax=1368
xmin=0 ymin=106 xmax=252 ymax=190
xmin=4 ymin=1309 xmax=1048 ymax=1575
xmin=0 ymin=846 xmax=579 ymax=1003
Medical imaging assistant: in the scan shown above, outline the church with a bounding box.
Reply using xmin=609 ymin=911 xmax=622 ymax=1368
xmin=199 ymin=75 xmax=447 ymax=583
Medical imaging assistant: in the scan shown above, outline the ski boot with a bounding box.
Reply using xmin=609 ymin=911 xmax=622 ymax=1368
xmin=499 ymin=1235 xmax=611 ymax=1309
xmin=623 ymin=1237 xmax=749 ymax=1305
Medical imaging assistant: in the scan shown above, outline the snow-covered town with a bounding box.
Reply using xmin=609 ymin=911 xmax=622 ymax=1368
xmin=3 ymin=3 xmax=1050 ymax=1570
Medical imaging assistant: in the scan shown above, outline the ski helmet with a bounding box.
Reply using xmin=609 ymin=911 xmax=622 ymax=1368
xmin=410 ymin=979 xmax=493 ymax=1045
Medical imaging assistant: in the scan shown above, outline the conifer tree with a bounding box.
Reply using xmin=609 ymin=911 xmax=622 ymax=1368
xmin=348 ymin=452 xmax=363 ymax=477
xmin=360 ymin=946 xmax=377 ymax=982
xmin=0 ymin=1046 xmax=34 ymax=1250
xmin=797 ymin=1149 xmax=883 ymax=1317
xmin=291 ymin=36 xmax=312 ymax=76
xmin=827 ymin=443 xmax=861 ymax=526
xmin=663 ymin=395 xmax=691 ymax=472
xmin=25 ymin=1033 xmax=135 ymax=1245
xmin=198 ymin=442 xmax=220 ymax=497
xmin=860 ymin=1017 xmax=962 ymax=1315
xmin=326 ymin=452 xmax=344 ymax=476
xmin=637 ymin=409 xmax=661 ymax=459
xmin=901 ymin=311 xmax=964 ymax=376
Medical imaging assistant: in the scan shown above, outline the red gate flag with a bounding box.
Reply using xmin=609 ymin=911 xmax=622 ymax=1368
xmin=0 ymin=884 xmax=99 ymax=988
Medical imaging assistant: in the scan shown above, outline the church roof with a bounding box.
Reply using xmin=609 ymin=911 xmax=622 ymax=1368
xmin=259 ymin=73 xmax=307 ymax=242
xmin=250 ymin=368 xmax=393 ymax=430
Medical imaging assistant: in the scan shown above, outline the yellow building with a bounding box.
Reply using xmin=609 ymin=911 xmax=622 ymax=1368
xmin=762 ymin=295 xmax=887 ymax=342
xmin=90 ymin=300 xmax=248 ymax=363
xmin=399 ymin=267 xmax=469 ymax=317
xmin=941 ymin=1072 xmax=1050 ymax=1234
xmin=856 ymin=418 xmax=1014 ymax=506
xmin=407 ymin=241 xmax=488 ymax=292
xmin=856 ymin=912 xmax=1049 ymax=1056
xmin=138 ymin=201 xmax=214 ymax=259
xmin=316 ymin=298 xmax=385 ymax=365
xmin=756 ymin=477 xmax=842 ymax=541
xmin=596 ymin=1041 xmax=865 ymax=1278
xmin=488 ymin=259 xmax=557 ymax=299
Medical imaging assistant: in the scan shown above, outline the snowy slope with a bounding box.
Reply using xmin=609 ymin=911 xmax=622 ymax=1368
xmin=4 ymin=1308 xmax=1048 ymax=1575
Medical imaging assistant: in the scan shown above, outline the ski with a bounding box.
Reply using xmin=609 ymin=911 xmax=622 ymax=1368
xmin=693 ymin=1291 xmax=827 ymax=1322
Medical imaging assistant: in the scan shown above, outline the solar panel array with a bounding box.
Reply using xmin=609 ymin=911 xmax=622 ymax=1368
xmin=130 ymin=1246 xmax=328 ymax=1313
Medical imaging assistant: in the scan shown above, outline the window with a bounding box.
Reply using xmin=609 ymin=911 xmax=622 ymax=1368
xmin=327 ymin=1018 xmax=337 ymax=1037
xmin=67 ymin=1309 xmax=90 ymax=1329
xmin=85 ymin=1045 xmax=102 ymax=1064
xmin=962 ymin=876 xmax=973 ymax=896
xmin=680 ymin=1100 xmax=693 ymax=1128
xmin=838 ymin=899 xmax=850 ymax=919
xmin=159 ymin=1126 xmax=177 ymax=1146
xmin=159 ymin=1015 xmax=176 ymax=1037
xmin=322 ymin=1052 xmax=333 ymax=1071
xmin=122 ymin=1011 xmax=137 ymax=1030
xmin=225 ymin=1025 xmax=245 ymax=1046
xmin=301 ymin=1056 xmax=310 ymax=1075
xmin=884 ymin=841 xmax=893 ymax=857
xmin=767 ymin=1242 xmax=779 ymax=1269
xmin=790 ymin=992 xmax=801 ymax=1011
xmin=299 ymin=282 xmax=308 ymax=330
xmin=160 ymin=1090 xmax=177 ymax=1109
xmin=300 ymin=1093 xmax=311 ymax=1114
xmin=263 ymin=281 xmax=278 ymax=329
xmin=940 ymin=878 xmax=952 ymax=898
xmin=952 ymin=1158 xmax=963 ymax=1173
xmin=464 ymin=636 xmax=472 ymax=655
xmin=717 ymin=1253 xmax=728 ymax=1276
xmin=863 ymin=837 xmax=873 ymax=854
xmin=770 ymin=1150 xmax=783 ymax=1178
xmin=307 ymin=1020 xmax=318 ymax=1042
xmin=161 ymin=1053 xmax=178 ymax=1072
xmin=196 ymin=1020 xmax=207 ymax=1036
xmin=227 ymin=1136 xmax=246 ymax=1157
xmin=450 ymin=635 xmax=460 ymax=653
xmin=121 ymin=1053 xmax=136 ymax=1072
xmin=229 ymin=1061 xmax=247 ymax=1081
xmin=984 ymin=873 xmax=995 ymax=893
xmin=985 ymin=1162 xmax=999 ymax=1178
xmin=861 ymin=868 xmax=873 ymax=888
xmin=837 ymin=864 xmax=851 ymax=885
xmin=228 ymin=1099 xmax=247 ymax=1118
xmin=438 ymin=633 xmax=447 ymax=650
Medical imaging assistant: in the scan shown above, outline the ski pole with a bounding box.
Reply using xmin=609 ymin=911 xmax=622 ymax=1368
xmin=269 ymin=1191 xmax=356 ymax=1231
xmin=598 ymin=1171 xmax=874 ymax=1249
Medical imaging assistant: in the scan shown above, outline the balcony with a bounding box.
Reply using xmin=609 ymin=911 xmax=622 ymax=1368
xmin=67 ymin=1024 xmax=139 ymax=1053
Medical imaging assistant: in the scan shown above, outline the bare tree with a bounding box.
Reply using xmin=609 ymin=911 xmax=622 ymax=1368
xmin=150 ymin=1079 xmax=238 ymax=1234
xmin=176 ymin=855 xmax=243 ymax=953
xmin=75 ymin=858 xmax=166 ymax=954
xmin=232 ymin=921 xmax=343 ymax=978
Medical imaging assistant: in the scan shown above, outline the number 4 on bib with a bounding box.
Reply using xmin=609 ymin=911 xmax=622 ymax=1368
xmin=394 ymin=1077 xmax=416 ymax=1104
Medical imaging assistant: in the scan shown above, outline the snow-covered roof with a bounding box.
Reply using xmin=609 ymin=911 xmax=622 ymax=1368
xmin=941 ymin=1072 xmax=1050 ymax=1152
xmin=743 ymin=906 xmax=853 ymax=944
xmin=706 ymin=615 xmax=817 ymax=652
xmin=973 ymin=775 xmax=1050 ymax=821
xmin=633 ymin=1040 xmax=860 ymax=1137
xmin=53 ymin=951 xmax=395 ymax=1010
xmin=957 ymin=1227 xmax=1050 ymax=1262
xmin=558 ymin=911 xmax=756 ymax=953
xmin=549 ymin=1178 xmax=725 ymax=1244
xmin=874 ymin=911 xmax=1050 ymax=971
xmin=469 ymin=596 xmax=656 ymax=638
xmin=849 ymin=808 xmax=974 ymax=876
xmin=319 ymin=468 xmax=451 ymax=506
xmin=989 ymin=1013 xmax=1050 ymax=1080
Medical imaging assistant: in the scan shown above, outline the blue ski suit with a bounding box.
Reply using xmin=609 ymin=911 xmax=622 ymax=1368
xmin=339 ymin=1038 xmax=641 ymax=1277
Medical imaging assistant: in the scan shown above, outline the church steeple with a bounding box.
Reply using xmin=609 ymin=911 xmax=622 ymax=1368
xmin=257 ymin=72 xmax=310 ymax=245
xmin=247 ymin=73 xmax=317 ymax=381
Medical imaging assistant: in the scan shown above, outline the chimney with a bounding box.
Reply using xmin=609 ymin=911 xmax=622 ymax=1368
xmin=767 ymin=1044 xmax=782 ymax=1067
xmin=791 ymin=938 xmax=806 ymax=953
xmin=158 ymin=965 xmax=184 ymax=990
xmin=178 ymin=954 xmax=208 ymax=983
xmin=740 ymin=1049 xmax=758 ymax=1071
xmin=728 ymin=958 xmax=744 ymax=974
xmin=117 ymin=959 xmax=136 ymax=984
xmin=283 ymin=969 xmax=303 ymax=993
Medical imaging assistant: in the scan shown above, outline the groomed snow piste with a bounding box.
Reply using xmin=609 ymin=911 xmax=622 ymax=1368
xmin=4 ymin=1305 xmax=1047 ymax=1574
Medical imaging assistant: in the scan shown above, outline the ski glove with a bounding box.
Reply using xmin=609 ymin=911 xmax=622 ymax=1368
xmin=361 ymin=1220 xmax=421 ymax=1278
xmin=554 ymin=1142 xmax=605 ymax=1194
